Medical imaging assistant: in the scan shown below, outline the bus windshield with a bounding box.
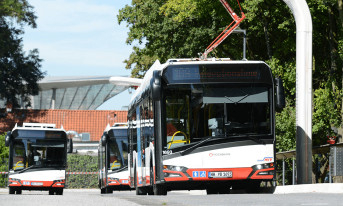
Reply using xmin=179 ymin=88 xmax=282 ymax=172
xmin=108 ymin=129 xmax=128 ymax=171
xmin=11 ymin=139 xmax=66 ymax=171
xmin=164 ymin=84 xmax=272 ymax=150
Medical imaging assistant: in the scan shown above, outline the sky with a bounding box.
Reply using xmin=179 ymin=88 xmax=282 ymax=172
xmin=23 ymin=0 xmax=134 ymax=110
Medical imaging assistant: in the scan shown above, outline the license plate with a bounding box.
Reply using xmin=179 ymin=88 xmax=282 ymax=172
xmin=209 ymin=171 xmax=233 ymax=178
xmin=31 ymin=182 xmax=43 ymax=186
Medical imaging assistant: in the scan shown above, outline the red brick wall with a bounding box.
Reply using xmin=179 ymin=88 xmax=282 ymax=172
xmin=0 ymin=109 xmax=127 ymax=141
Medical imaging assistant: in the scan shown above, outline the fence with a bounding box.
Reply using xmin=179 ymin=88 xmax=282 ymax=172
xmin=275 ymin=143 xmax=343 ymax=185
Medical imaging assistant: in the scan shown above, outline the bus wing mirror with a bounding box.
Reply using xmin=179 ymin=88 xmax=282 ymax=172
xmin=101 ymin=134 xmax=107 ymax=147
xmin=152 ymin=70 xmax=162 ymax=101
xmin=275 ymin=78 xmax=286 ymax=109
xmin=5 ymin=131 xmax=11 ymax=147
xmin=67 ymin=138 xmax=73 ymax=153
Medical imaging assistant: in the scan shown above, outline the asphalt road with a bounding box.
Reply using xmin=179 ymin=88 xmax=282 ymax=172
xmin=0 ymin=189 xmax=342 ymax=206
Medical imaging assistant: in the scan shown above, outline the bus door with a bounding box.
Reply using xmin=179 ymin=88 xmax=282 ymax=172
xmin=136 ymin=106 xmax=143 ymax=185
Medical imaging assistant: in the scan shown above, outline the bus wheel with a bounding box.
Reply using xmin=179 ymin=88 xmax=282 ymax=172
xmin=136 ymin=186 xmax=147 ymax=195
xmin=16 ymin=189 xmax=22 ymax=195
xmin=49 ymin=189 xmax=55 ymax=195
xmin=153 ymin=184 xmax=167 ymax=196
xmin=100 ymin=188 xmax=106 ymax=194
xmin=9 ymin=187 xmax=15 ymax=194
xmin=56 ymin=188 xmax=63 ymax=195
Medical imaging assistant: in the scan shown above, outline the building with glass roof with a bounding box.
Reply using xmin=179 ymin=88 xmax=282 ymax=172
xmin=0 ymin=76 xmax=142 ymax=110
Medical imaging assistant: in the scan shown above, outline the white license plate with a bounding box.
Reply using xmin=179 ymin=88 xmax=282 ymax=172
xmin=31 ymin=182 xmax=43 ymax=186
xmin=209 ymin=171 xmax=233 ymax=178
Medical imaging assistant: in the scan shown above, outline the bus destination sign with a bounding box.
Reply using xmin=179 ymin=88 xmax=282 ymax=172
xmin=163 ymin=64 xmax=270 ymax=84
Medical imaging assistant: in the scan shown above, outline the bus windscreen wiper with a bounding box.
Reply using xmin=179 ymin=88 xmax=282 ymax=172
xmin=111 ymin=165 xmax=128 ymax=172
xmin=18 ymin=165 xmax=39 ymax=173
xmin=224 ymin=88 xmax=250 ymax=104
xmin=180 ymin=136 xmax=226 ymax=156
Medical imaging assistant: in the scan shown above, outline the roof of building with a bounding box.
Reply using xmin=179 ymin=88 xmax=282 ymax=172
xmin=0 ymin=109 xmax=128 ymax=141
xmin=0 ymin=76 xmax=142 ymax=110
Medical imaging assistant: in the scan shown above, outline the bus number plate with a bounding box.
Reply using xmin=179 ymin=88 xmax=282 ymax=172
xmin=31 ymin=182 xmax=43 ymax=186
xmin=209 ymin=171 xmax=232 ymax=178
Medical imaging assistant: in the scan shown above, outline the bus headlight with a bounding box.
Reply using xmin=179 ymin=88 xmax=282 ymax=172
xmin=108 ymin=177 xmax=119 ymax=182
xmin=163 ymin=165 xmax=187 ymax=178
xmin=163 ymin=165 xmax=186 ymax=172
xmin=53 ymin=179 xmax=65 ymax=186
xmin=9 ymin=178 xmax=21 ymax=184
xmin=253 ymin=163 xmax=274 ymax=170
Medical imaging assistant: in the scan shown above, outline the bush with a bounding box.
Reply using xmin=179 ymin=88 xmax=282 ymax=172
xmin=0 ymin=134 xmax=9 ymax=187
xmin=66 ymin=154 xmax=98 ymax=189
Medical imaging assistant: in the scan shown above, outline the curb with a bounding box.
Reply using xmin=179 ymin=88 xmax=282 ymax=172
xmin=274 ymin=183 xmax=343 ymax=194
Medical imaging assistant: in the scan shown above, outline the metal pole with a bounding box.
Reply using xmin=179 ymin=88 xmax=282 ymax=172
xmin=282 ymin=0 xmax=313 ymax=184
xmin=232 ymin=29 xmax=247 ymax=60
xmin=283 ymin=157 xmax=285 ymax=186
xmin=329 ymin=154 xmax=332 ymax=183
xmin=292 ymin=157 xmax=296 ymax=185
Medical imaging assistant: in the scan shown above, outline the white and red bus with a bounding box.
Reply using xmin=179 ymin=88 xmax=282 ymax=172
xmin=5 ymin=123 xmax=72 ymax=195
xmin=98 ymin=123 xmax=130 ymax=194
xmin=127 ymin=59 xmax=285 ymax=195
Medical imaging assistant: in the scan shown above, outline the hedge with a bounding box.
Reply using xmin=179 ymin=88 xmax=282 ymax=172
xmin=66 ymin=154 xmax=98 ymax=189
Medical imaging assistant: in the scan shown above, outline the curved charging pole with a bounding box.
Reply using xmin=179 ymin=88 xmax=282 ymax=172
xmin=282 ymin=0 xmax=313 ymax=184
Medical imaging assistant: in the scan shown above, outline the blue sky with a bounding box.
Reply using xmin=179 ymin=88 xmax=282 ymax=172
xmin=23 ymin=0 xmax=134 ymax=110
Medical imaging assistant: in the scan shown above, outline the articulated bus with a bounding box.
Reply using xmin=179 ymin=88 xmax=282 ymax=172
xmin=5 ymin=123 xmax=72 ymax=195
xmin=127 ymin=59 xmax=285 ymax=195
xmin=98 ymin=123 xmax=130 ymax=194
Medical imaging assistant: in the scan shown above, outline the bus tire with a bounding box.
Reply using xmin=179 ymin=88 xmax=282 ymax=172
xmin=16 ymin=189 xmax=22 ymax=194
xmin=9 ymin=187 xmax=15 ymax=194
xmin=100 ymin=188 xmax=106 ymax=194
xmin=56 ymin=188 xmax=63 ymax=195
xmin=153 ymin=184 xmax=167 ymax=196
xmin=49 ymin=189 xmax=54 ymax=195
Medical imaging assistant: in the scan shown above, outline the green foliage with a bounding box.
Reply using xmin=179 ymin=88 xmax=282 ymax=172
xmin=66 ymin=154 xmax=98 ymax=189
xmin=313 ymin=85 xmax=342 ymax=144
xmin=0 ymin=0 xmax=37 ymax=27
xmin=0 ymin=134 xmax=9 ymax=187
xmin=275 ymin=105 xmax=296 ymax=152
xmin=0 ymin=0 xmax=44 ymax=108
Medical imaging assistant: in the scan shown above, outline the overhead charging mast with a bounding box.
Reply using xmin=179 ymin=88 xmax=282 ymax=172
xmin=202 ymin=0 xmax=245 ymax=59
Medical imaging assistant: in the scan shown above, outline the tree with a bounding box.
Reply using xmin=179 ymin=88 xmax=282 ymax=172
xmin=118 ymin=0 xmax=343 ymax=150
xmin=0 ymin=0 xmax=44 ymax=108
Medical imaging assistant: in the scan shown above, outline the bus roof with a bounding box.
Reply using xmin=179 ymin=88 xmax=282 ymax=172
xmin=129 ymin=59 xmax=269 ymax=106
xmin=103 ymin=123 xmax=128 ymax=133
xmin=11 ymin=123 xmax=66 ymax=132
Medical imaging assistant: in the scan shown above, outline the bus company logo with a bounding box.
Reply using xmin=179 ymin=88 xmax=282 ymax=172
xmin=258 ymin=157 xmax=273 ymax=162
xmin=209 ymin=152 xmax=230 ymax=157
